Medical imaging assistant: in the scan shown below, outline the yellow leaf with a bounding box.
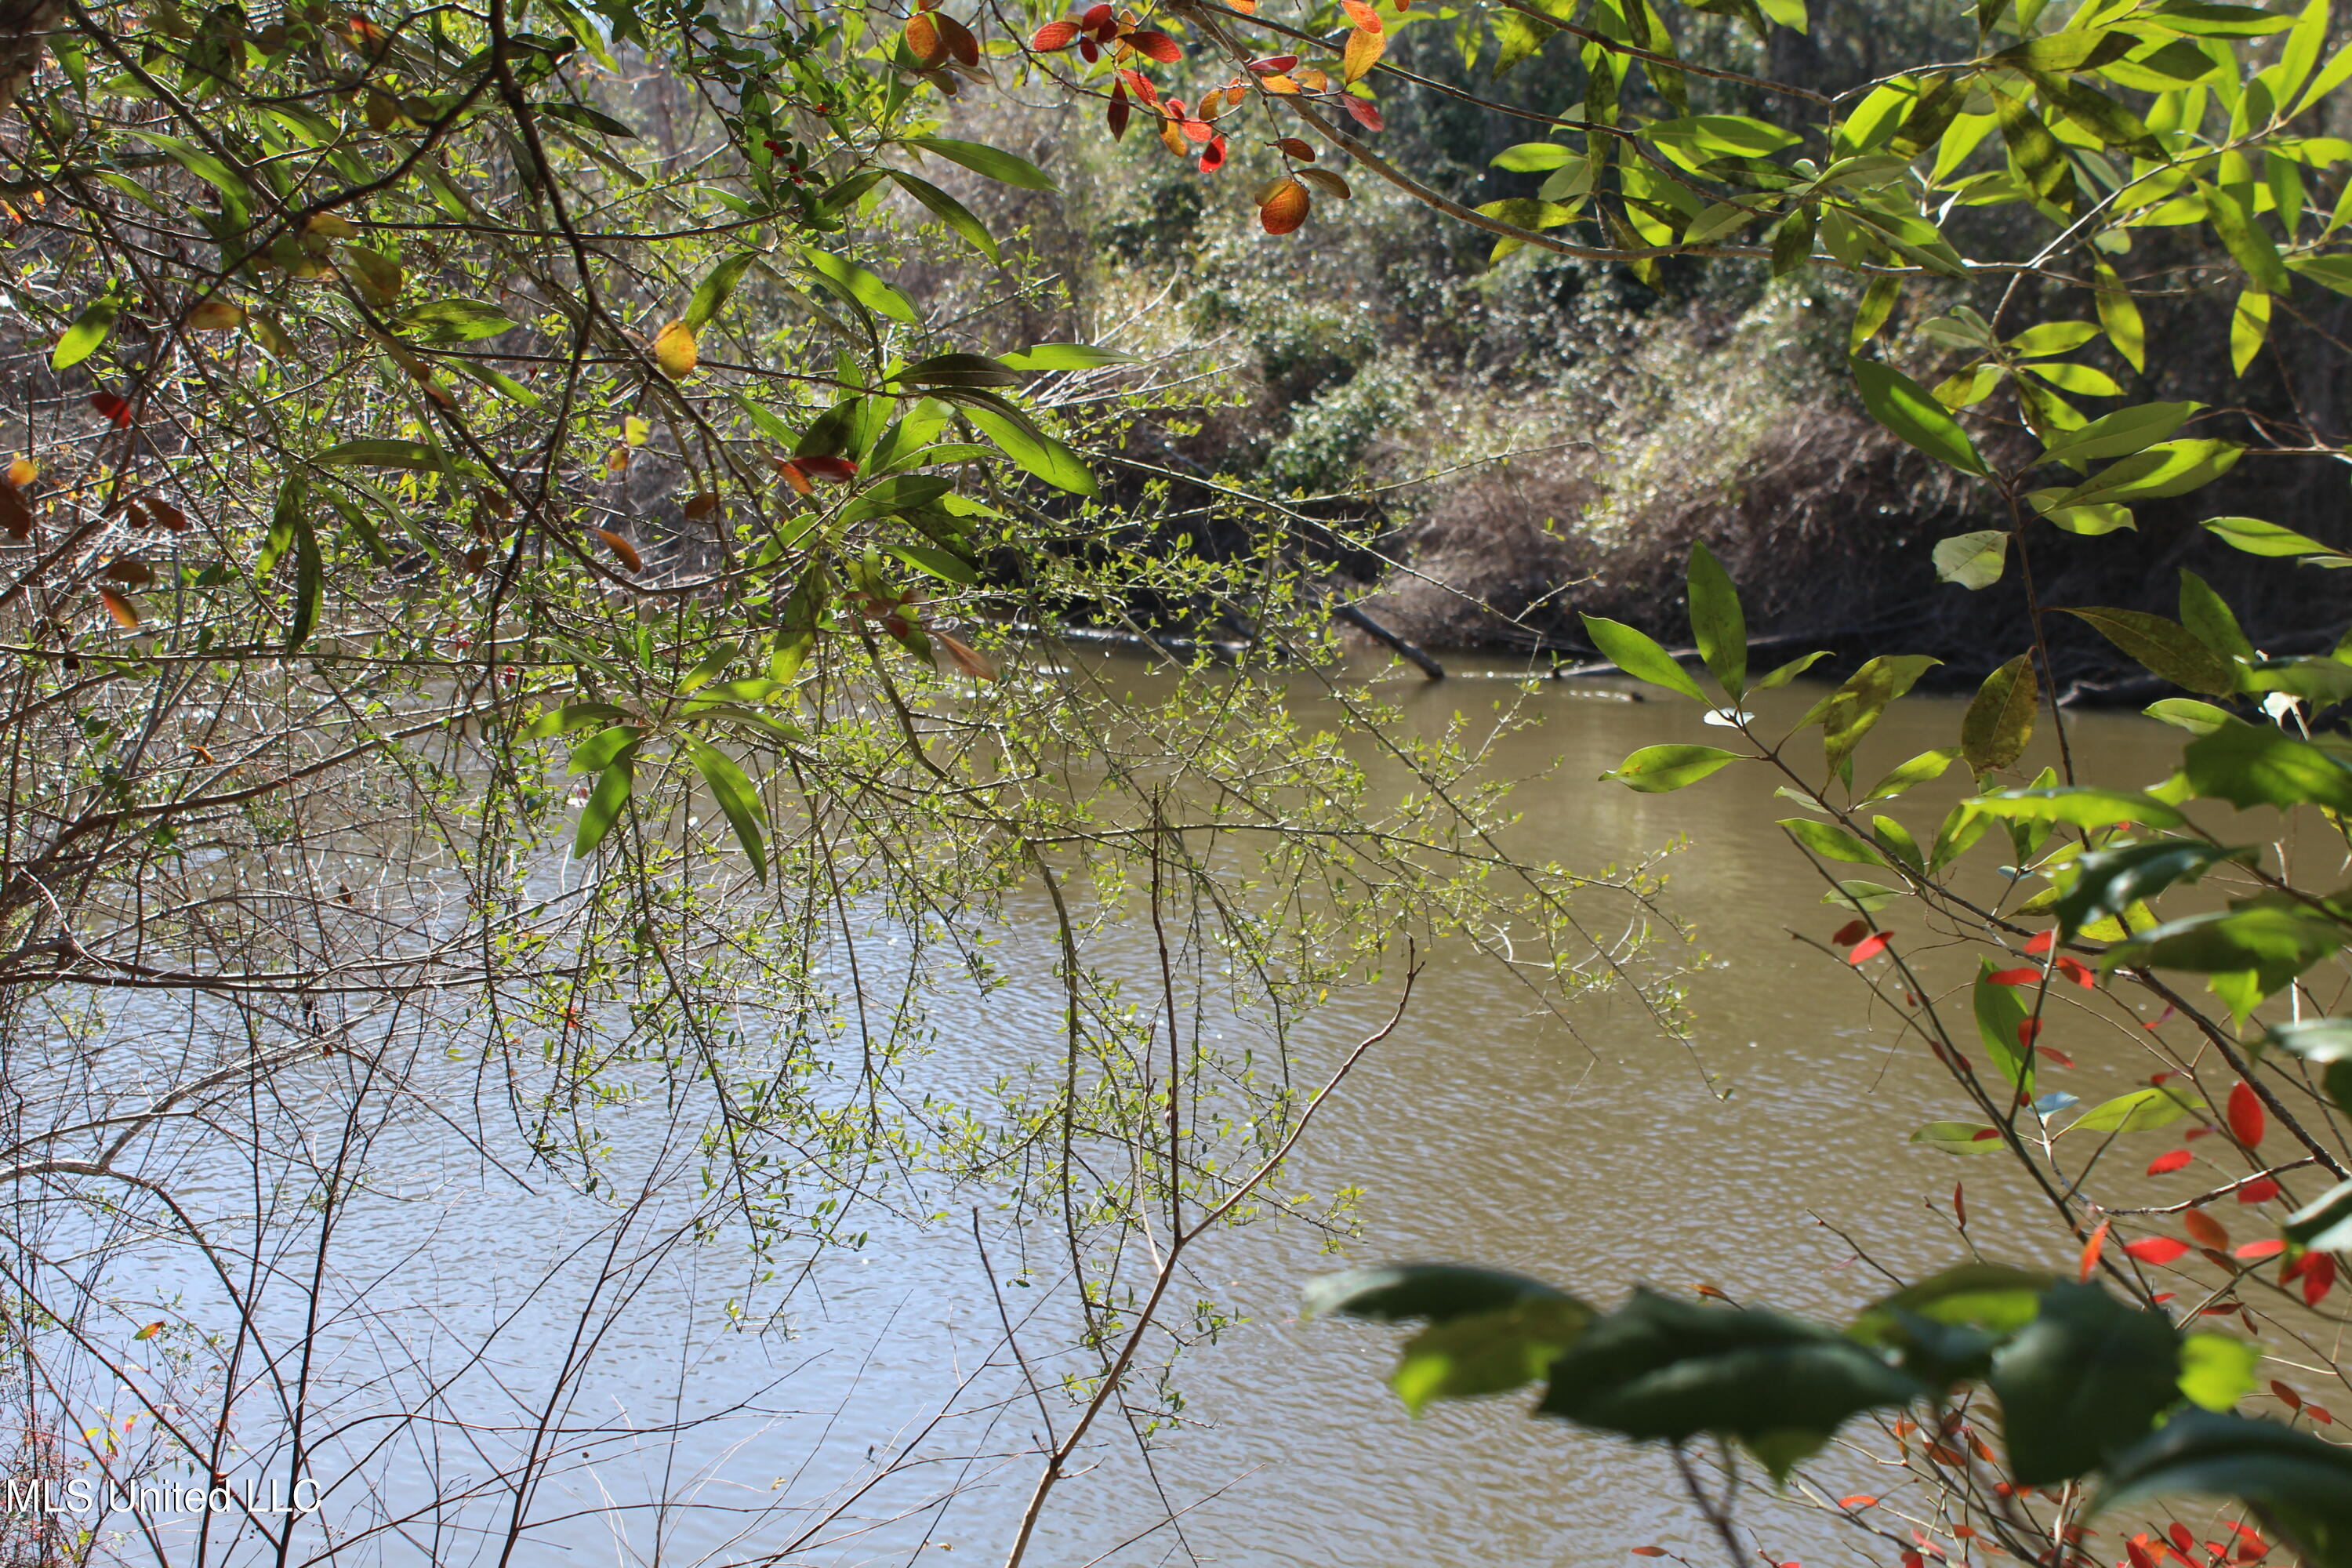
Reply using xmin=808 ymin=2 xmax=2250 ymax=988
xmin=653 ymin=319 xmax=697 ymax=379
xmin=185 ymin=300 xmax=245 ymax=331
xmin=2230 ymin=287 xmax=2270 ymax=376
xmin=304 ymin=213 xmax=357 ymax=240
xmin=96 ymin=587 xmax=140 ymax=628
xmin=623 ymin=415 xmax=651 ymax=447
xmin=9 ymin=458 xmax=34 ymax=486
xmin=1342 ymin=25 xmax=1385 ymax=84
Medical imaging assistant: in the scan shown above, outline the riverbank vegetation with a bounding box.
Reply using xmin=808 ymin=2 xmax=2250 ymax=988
xmin=0 ymin=0 xmax=2349 ymax=1561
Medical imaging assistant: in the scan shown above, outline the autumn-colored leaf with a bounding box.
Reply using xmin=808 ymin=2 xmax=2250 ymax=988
xmin=2016 ymin=1017 xmax=2042 ymax=1049
xmin=1120 ymin=67 xmax=1158 ymax=105
xmin=1127 ymin=28 xmax=1180 ymax=62
xmin=1838 ymin=1496 xmax=1878 ymax=1510
xmin=2227 ymin=1080 xmax=2266 ymax=1148
xmin=2300 ymin=1252 xmax=2336 ymax=1305
xmin=594 ymin=528 xmax=642 ymax=572
xmin=2273 ymin=1379 xmax=2303 ymax=1410
xmin=905 ymin=12 xmax=947 ymax=65
xmin=1031 ymin=17 xmax=1078 ymax=49
xmin=186 ymin=299 xmax=245 ymax=330
xmin=96 ymin=586 xmax=139 ymax=627
xmin=1831 ymin=918 xmax=1868 ymax=946
xmin=1341 ymin=0 xmax=1383 ymax=31
xmin=1081 ymin=2 xmax=1112 ymax=29
xmin=1987 ymin=966 xmax=2039 ymax=985
xmin=1259 ymin=176 xmax=1309 ymax=234
xmin=2078 ymin=1217 xmax=2110 ymax=1280
xmin=681 ymin=492 xmax=720 ymax=520
xmin=797 ymin=455 xmax=859 ymax=482
xmin=1250 ymin=53 xmax=1299 ymax=73
xmin=2052 ymin=955 xmax=2096 ymax=988
xmin=2025 ymin=928 xmax=2058 ymax=954
xmin=0 ymin=479 xmax=29 ymax=539
xmin=2123 ymin=1236 xmax=2189 ymax=1265
xmin=1157 ymin=111 xmax=1186 ymax=156
xmin=2236 ymin=1177 xmax=2281 ymax=1203
xmin=7 ymin=458 xmax=32 ymax=487
xmin=1341 ymin=93 xmax=1383 ymax=131
xmin=1298 ymin=66 xmax=1330 ymax=92
xmin=1108 ymin=82 xmax=1131 ymax=138
xmin=1848 ymin=931 xmax=1891 ymax=964
xmin=936 ymin=630 xmax=996 ymax=680
xmin=134 ymin=1322 xmax=165 ymax=1341
xmin=935 ymin=14 xmax=980 ymax=67
xmin=2146 ymin=1148 xmax=2191 ymax=1175
xmin=91 ymin=391 xmax=132 ymax=427
xmin=2234 ymin=1238 xmax=2285 ymax=1261
xmin=1341 ymin=24 xmax=1385 ymax=83
xmin=1180 ymin=115 xmax=1213 ymax=143
xmin=2183 ymin=1209 xmax=2230 ymax=1250
xmin=775 ymin=459 xmax=814 ymax=495
xmin=1276 ymin=136 xmax=1316 ymax=161
xmin=1199 ymin=134 xmax=1226 ymax=172
xmin=102 ymin=555 xmax=153 ymax=586
xmin=653 ymin=319 xmax=698 ymax=378
xmin=1298 ymin=167 xmax=1352 ymax=198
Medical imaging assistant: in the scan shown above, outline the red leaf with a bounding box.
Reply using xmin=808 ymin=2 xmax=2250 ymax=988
xmin=2173 ymin=1526 xmax=2198 ymax=1557
xmin=1032 ymin=17 xmax=1078 ymax=48
xmin=2079 ymin=1218 xmax=2111 ymax=1281
xmin=1079 ymin=34 xmax=1099 ymax=59
xmin=1631 ymin=1552 xmax=1667 ymax=1559
xmin=2234 ymin=1238 xmax=2286 ymax=1261
xmin=2272 ymin=1379 xmax=2304 ymax=1411
xmin=1832 ymin=918 xmax=1868 ymax=946
xmin=2016 ymin=1018 xmax=2042 ymax=1049
xmin=1081 ymin=2 xmax=1112 ymax=24
xmin=2035 ymin=1045 xmax=2076 ymax=1067
xmin=2124 ymin=1236 xmax=2190 ymax=1265
xmin=1250 ymin=53 xmax=1299 ymax=71
xmin=1903 ymin=1555 xmax=1926 ymax=1568
xmin=91 ymin=391 xmax=132 ymax=427
xmin=1119 ymin=67 xmax=1160 ymax=105
xmin=2302 ymin=1252 xmax=2336 ymax=1305
xmin=1987 ymin=965 xmax=2038 ymax=985
xmin=2237 ymin=1178 xmax=2281 ymax=1204
xmin=2053 ymin=955 xmax=2096 ymax=988
xmin=1181 ymin=116 xmax=1213 ymax=142
xmin=2227 ymin=1080 xmax=2266 ymax=1149
xmin=1341 ymin=0 xmax=1383 ymax=30
xmin=1953 ymin=1179 xmax=1966 ymax=1230
xmin=1107 ymin=82 xmax=1131 ymax=138
xmin=2307 ymin=1402 xmax=2333 ymax=1424
xmin=2026 ymin=928 xmax=2059 ymax=955
xmin=2183 ymin=1210 xmax=2230 ymax=1250
xmin=2129 ymin=1542 xmax=2158 ymax=1568
xmin=1127 ymin=28 xmax=1181 ymax=61
xmin=2147 ymin=1149 xmax=2193 ymax=1175
xmin=1848 ymin=931 xmax=1892 ymax=964
xmin=1341 ymin=93 xmax=1384 ymax=131
xmin=1839 ymin=1496 xmax=1878 ymax=1509
xmin=798 ymin=455 xmax=860 ymax=482
xmin=1198 ymin=133 xmax=1227 ymax=171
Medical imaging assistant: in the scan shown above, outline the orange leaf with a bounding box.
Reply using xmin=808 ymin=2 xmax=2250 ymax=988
xmin=653 ymin=319 xmax=698 ymax=379
xmin=1031 ymin=17 xmax=1078 ymax=49
xmin=1157 ymin=112 xmax=1186 ymax=156
xmin=96 ymin=586 xmax=140 ymax=628
xmin=1258 ymin=176 xmax=1310 ymax=234
xmin=1341 ymin=0 xmax=1383 ymax=31
xmin=936 ymin=630 xmax=996 ymax=680
xmin=7 ymin=458 xmax=33 ymax=487
xmin=775 ymin=459 xmax=815 ymax=495
xmin=2123 ymin=1236 xmax=2189 ymax=1265
xmin=1298 ymin=65 xmax=1330 ymax=91
xmin=2078 ymin=1218 xmax=2110 ymax=1281
xmin=1277 ymin=136 xmax=1316 ymax=160
xmin=1631 ymin=1552 xmax=1667 ymax=1559
xmin=1341 ymin=24 xmax=1385 ymax=82
xmin=594 ymin=528 xmax=643 ymax=572
xmin=134 ymin=1322 xmax=165 ymax=1341
xmin=1260 ymin=72 xmax=1300 ymax=93
xmin=2183 ymin=1209 xmax=2230 ymax=1250
xmin=905 ymin=13 xmax=947 ymax=64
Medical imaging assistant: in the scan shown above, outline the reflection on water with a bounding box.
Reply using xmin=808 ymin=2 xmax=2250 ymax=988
xmin=103 ymin=659 xmax=2195 ymax=1566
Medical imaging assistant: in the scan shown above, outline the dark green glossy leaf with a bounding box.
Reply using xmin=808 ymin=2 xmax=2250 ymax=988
xmin=2060 ymin=607 xmax=2238 ymax=695
xmin=886 ymin=167 xmax=1000 ymax=262
xmin=2051 ymin=839 xmax=2246 ymax=936
xmin=2105 ymin=906 xmax=2343 ymax=996
xmin=1813 ymin=654 xmax=1940 ymax=768
xmin=1303 ymin=1263 xmax=1582 ymax=1324
xmin=1851 ymin=356 xmax=1987 ymax=474
xmin=1989 ymin=1282 xmax=2182 ymax=1485
xmin=905 ymin=135 xmax=1058 ymax=191
xmin=2095 ymin=1412 xmax=2352 ymax=1568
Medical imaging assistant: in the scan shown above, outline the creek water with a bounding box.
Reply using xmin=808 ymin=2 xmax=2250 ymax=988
xmin=100 ymin=656 xmax=2205 ymax=1568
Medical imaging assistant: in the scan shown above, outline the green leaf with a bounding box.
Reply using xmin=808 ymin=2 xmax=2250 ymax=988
xmin=316 ymin=439 xmax=452 ymax=473
xmin=2043 ymin=439 xmax=2244 ymax=508
xmin=2008 ymin=321 xmax=2103 ymax=358
xmin=2179 ymin=569 xmax=2252 ymax=664
xmin=1864 ymin=747 xmax=1958 ymax=801
xmin=804 ymin=249 xmax=919 ymax=324
xmin=953 ymin=395 xmax=1097 ymax=495
xmin=2185 ymin=718 xmax=2352 ymax=812
xmin=1781 ymin=817 xmax=1892 ymax=867
xmin=1969 ymin=786 xmax=2187 ymax=829
xmin=1851 ymin=356 xmax=1987 ymax=474
xmin=1822 ymin=879 xmax=1906 ymax=914
xmin=998 ymin=343 xmax=1143 ymax=371
xmin=538 ymin=100 xmax=635 ymax=137
xmin=1390 ymin=1298 xmax=1597 ymax=1414
xmin=2095 ymin=1411 xmax=2352 ymax=1568
xmin=904 ymin=136 xmax=1057 ymax=191
xmin=1974 ymin=959 xmax=2034 ymax=1091
xmin=524 ymin=700 xmax=631 ymax=739
xmin=283 ymin=477 xmax=322 ymax=653
xmin=2202 ymin=181 xmax=2292 ymax=292
xmin=1685 ymin=540 xmax=1746 ymax=698
xmin=566 ymin=723 xmax=642 ymax=776
xmin=2284 ymin=1179 xmax=2352 ymax=1252
xmin=52 ymin=294 xmax=119 ymax=370
xmin=2146 ymin=697 xmax=2236 ymax=736
xmin=887 ymin=169 xmax=1001 ymax=260
xmin=1304 ymin=1263 xmax=1584 ymax=1323
xmin=1602 ymin=744 xmax=1743 ymax=793
xmin=1933 ymin=529 xmax=2008 ymax=589
xmin=683 ymin=251 xmax=757 ymax=331
xmin=2177 ymin=1332 xmax=2262 ymax=1413
xmin=1817 ymin=655 xmax=1940 ymax=769
xmin=401 ymin=298 xmax=521 ymax=342
xmin=1911 ymin=1120 xmax=2006 ymax=1154
xmin=2265 ymin=1017 xmax=2352 ymax=1067
xmin=2106 ymin=906 xmax=2344 ymax=996
xmin=2052 ymin=839 xmax=2245 ymax=936
xmin=1962 ymin=654 xmax=2038 ymax=776
xmin=2201 ymin=514 xmax=2334 ymax=557
xmin=1644 ymin=114 xmax=1803 ymax=158
xmin=1490 ymin=141 xmax=1579 ymax=170
xmin=1580 ymin=615 xmax=1706 ymax=700
xmin=687 ymin=739 xmax=768 ymax=882
xmin=2093 ymin=261 xmax=2147 ymax=370
xmin=2038 ymin=403 xmax=2200 ymax=469
xmin=574 ymin=757 xmax=633 ymax=859
xmin=1989 ymin=1283 xmax=2183 ymax=1485
xmin=884 ymin=543 xmax=978 ymax=586
xmin=1851 ymin=1262 xmax=2051 ymax=1339
xmin=1536 ymin=1288 xmax=1924 ymax=1480
xmin=895 ymin=352 xmax=1023 ymax=390
xmin=1755 ymin=650 xmax=1831 ymax=688
xmin=2060 ymin=607 xmax=2238 ymax=695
